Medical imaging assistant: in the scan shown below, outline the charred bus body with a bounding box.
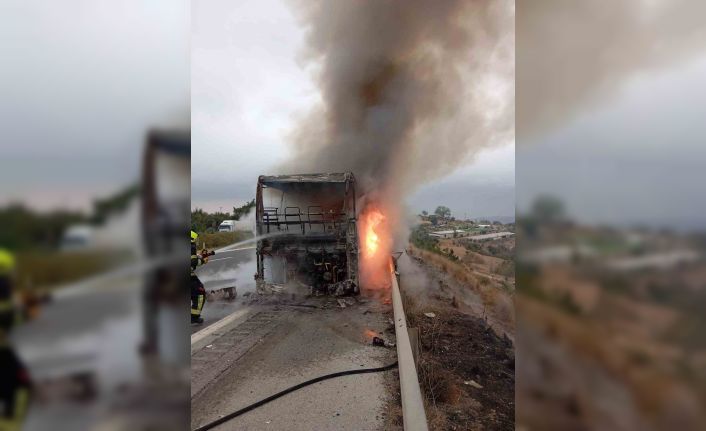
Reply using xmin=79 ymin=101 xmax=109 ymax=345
xmin=255 ymin=173 xmax=359 ymax=295
xmin=141 ymin=129 xmax=190 ymax=362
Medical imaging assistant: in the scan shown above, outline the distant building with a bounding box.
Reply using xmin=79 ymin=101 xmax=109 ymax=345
xmin=520 ymin=245 xmax=575 ymax=264
xmin=520 ymin=244 xmax=596 ymax=264
xmin=466 ymin=231 xmax=514 ymax=242
xmin=430 ymin=229 xmax=470 ymax=239
xmin=605 ymin=250 xmax=700 ymax=271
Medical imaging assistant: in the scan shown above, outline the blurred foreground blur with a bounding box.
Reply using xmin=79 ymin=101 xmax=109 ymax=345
xmin=516 ymin=201 xmax=706 ymax=430
xmin=0 ymin=2 xmax=190 ymax=429
xmin=517 ymin=1 xmax=706 ymax=430
xmin=2 ymin=131 xmax=190 ymax=431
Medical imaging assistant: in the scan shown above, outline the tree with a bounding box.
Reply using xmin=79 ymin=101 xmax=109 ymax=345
xmin=232 ymin=199 xmax=255 ymax=220
xmin=434 ymin=206 xmax=451 ymax=220
xmin=191 ymin=208 xmax=229 ymax=233
xmin=0 ymin=204 xmax=87 ymax=250
xmin=91 ymin=184 xmax=139 ymax=224
xmin=421 ymin=210 xmax=428 ymax=217
xmin=190 ymin=199 xmax=255 ymax=233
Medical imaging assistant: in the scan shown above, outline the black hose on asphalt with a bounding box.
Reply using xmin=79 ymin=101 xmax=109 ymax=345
xmin=192 ymin=361 xmax=399 ymax=431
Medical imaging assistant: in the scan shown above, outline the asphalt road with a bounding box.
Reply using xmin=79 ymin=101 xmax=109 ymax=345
xmin=16 ymin=243 xmax=397 ymax=430
xmin=14 ymin=274 xmax=144 ymax=431
xmin=191 ymin=297 xmax=397 ymax=431
xmin=191 ymin=244 xmax=398 ymax=431
xmin=15 ymin=245 xmax=256 ymax=429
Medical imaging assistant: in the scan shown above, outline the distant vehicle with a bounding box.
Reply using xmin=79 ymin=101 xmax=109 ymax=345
xmin=61 ymin=202 xmax=141 ymax=253
xmin=218 ymin=220 xmax=235 ymax=232
xmin=60 ymin=224 xmax=94 ymax=251
xmin=218 ymin=219 xmax=252 ymax=233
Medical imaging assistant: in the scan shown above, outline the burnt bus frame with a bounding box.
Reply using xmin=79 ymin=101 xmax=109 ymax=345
xmin=255 ymin=173 xmax=358 ymax=292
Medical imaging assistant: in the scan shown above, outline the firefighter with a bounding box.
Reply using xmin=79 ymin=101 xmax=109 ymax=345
xmin=0 ymin=249 xmax=31 ymax=431
xmin=190 ymin=231 xmax=207 ymax=324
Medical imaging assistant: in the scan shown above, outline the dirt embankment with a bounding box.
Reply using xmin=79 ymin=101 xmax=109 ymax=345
xmin=388 ymin=251 xmax=515 ymax=430
xmin=515 ymin=268 xmax=706 ymax=430
xmin=406 ymin=245 xmax=515 ymax=338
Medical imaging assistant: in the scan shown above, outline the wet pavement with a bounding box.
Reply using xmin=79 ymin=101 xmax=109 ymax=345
xmin=191 ymin=295 xmax=397 ymax=431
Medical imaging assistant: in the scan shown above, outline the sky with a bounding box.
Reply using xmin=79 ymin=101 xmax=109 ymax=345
xmin=518 ymin=53 xmax=706 ymax=230
xmin=3 ymin=1 xmax=702 ymax=229
xmin=191 ymin=0 xmax=515 ymax=220
xmin=0 ymin=1 xmax=190 ymax=212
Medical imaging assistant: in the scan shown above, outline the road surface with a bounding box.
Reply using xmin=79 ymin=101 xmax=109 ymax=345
xmin=191 ymin=294 xmax=397 ymax=431
xmin=16 ymin=259 xmax=190 ymax=430
xmin=14 ymin=274 xmax=146 ymax=430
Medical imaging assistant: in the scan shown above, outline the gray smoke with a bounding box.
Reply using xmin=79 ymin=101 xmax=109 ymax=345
xmin=518 ymin=0 xmax=706 ymax=140
xmin=282 ymin=0 xmax=514 ymax=215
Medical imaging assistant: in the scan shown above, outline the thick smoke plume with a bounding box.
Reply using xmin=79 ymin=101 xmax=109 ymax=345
xmin=283 ymin=0 xmax=514 ymax=221
xmin=518 ymin=0 xmax=706 ymax=140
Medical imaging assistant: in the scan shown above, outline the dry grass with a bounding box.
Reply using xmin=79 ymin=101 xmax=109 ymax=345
xmin=494 ymin=294 xmax=516 ymax=326
xmin=383 ymin=400 xmax=404 ymax=430
xmin=420 ymin=359 xmax=461 ymax=407
xmin=398 ymin=246 xmax=516 ymax=429
xmin=466 ymin=252 xmax=486 ymax=265
xmin=416 ymin=315 xmax=462 ymax=430
xmin=408 ymin=244 xmax=513 ymax=329
xmin=403 ymin=289 xmax=513 ymax=430
xmin=409 ymin=246 xmax=479 ymax=287
xmin=402 ymin=291 xmax=421 ymax=327
xmin=404 ymin=293 xmax=468 ymax=422
xmin=197 ymin=231 xmax=252 ymax=249
xmin=517 ymin=294 xmax=686 ymax=420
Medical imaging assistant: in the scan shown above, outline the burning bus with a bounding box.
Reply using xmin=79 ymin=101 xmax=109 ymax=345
xmin=255 ymin=173 xmax=359 ymax=295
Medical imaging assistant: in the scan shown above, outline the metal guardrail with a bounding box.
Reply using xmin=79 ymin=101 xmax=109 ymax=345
xmin=390 ymin=264 xmax=429 ymax=431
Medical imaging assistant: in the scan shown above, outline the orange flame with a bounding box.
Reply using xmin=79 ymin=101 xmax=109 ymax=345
xmin=363 ymin=209 xmax=385 ymax=258
xmin=358 ymin=205 xmax=391 ymax=290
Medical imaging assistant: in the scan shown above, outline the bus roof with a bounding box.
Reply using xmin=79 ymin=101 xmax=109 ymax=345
xmin=258 ymin=172 xmax=354 ymax=185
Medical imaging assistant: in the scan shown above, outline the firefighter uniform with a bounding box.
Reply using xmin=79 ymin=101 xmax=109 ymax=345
xmin=0 ymin=249 xmax=30 ymax=431
xmin=190 ymin=232 xmax=207 ymax=324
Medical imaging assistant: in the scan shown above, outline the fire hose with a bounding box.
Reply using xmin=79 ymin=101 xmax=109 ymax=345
xmin=192 ymin=361 xmax=399 ymax=431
